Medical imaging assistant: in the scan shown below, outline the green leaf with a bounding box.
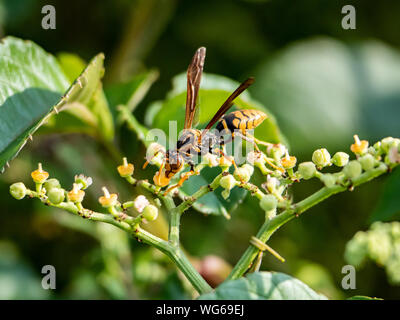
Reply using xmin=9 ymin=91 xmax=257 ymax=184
xmin=0 ymin=37 xmax=113 ymax=171
xmin=198 ymin=271 xmax=327 ymax=300
xmin=44 ymin=52 xmax=114 ymax=142
xmin=0 ymin=36 xmax=69 ymax=171
xmin=105 ymin=69 xmax=159 ymax=112
xmin=369 ymin=168 xmax=400 ymax=222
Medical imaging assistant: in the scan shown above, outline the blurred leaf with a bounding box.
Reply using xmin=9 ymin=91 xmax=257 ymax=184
xmin=44 ymin=52 xmax=114 ymax=142
xmin=0 ymin=241 xmax=49 ymax=299
xmin=293 ymin=261 xmax=343 ymax=299
xmin=198 ymin=272 xmax=327 ymax=300
xmin=0 ymin=36 xmax=69 ymax=171
xmin=252 ymin=38 xmax=400 ymax=155
xmin=369 ymin=165 xmax=400 ymax=222
xmin=105 ymin=69 xmax=159 ymax=112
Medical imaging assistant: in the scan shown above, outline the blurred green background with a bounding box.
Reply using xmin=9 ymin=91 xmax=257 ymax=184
xmin=0 ymin=0 xmax=399 ymax=299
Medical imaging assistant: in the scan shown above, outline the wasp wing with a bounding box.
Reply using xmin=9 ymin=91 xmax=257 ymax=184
xmin=184 ymin=47 xmax=206 ymax=129
xmin=204 ymin=77 xmax=255 ymax=131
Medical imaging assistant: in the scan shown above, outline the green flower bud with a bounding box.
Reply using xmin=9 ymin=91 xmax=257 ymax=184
xmin=142 ymin=205 xmax=158 ymax=222
xmin=331 ymin=152 xmax=349 ymax=167
xmin=298 ymin=162 xmax=317 ymax=180
xmin=359 ymin=154 xmax=375 ymax=171
xmin=10 ymin=182 xmax=27 ymax=200
xmin=43 ymin=178 xmax=61 ymax=192
xmin=259 ymin=194 xmax=278 ymax=212
xmin=47 ymin=188 xmax=65 ymax=204
xmin=343 ymin=160 xmax=362 ymax=179
xmin=234 ymin=167 xmax=251 ymax=183
xmin=312 ymin=148 xmax=331 ymax=168
xmin=320 ymin=174 xmax=336 ymax=188
xmin=220 ymin=174 xmax=236 ymax=190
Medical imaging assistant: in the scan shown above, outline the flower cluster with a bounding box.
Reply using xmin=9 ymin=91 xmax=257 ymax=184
xmin=10 ymin=159 xmax=159 ymax=229
xmin=8 ymin=134 xmax=400 ymax=292
xmin=345 ymin=221 xmax=400 ymax=285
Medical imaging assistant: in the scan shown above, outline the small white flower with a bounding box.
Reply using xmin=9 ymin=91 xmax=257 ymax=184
xmin=247 ymin=151 xmax=263 ymax=165
xmin=266 ymin=175 xmax=279 ymax=192
xmin=202 ymin=153 xmax=219 ymax=167
xmin=134 ymin=195 xmax=150 ymax=213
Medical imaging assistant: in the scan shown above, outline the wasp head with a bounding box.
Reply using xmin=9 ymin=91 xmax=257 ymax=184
xmin=153 ymin=149 xmax=184 ymax=187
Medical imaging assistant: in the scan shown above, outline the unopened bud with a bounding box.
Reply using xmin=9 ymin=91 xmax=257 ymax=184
xmin=298 ymin=162 xmax=317 ymax=180
xmin=259 ymin=194 xmax=278 ymax=212
xmin=47 ymin=188 xmax=65 ymax=204
xmin=320 ymin=174 xmax=336 ymax=188
xmin=142 ymin=205 xmax=158 ymax=221
xmin=331 ymin=152 xmax=349 ymax=167
xmin=343 ymin=160 xmax=362 ymax=179
xmin=312 ymin=148 xmax=331 ymax=168
xmin=43 ymin=178 xmax=61 ymax=192
xmin=10 ymin=182 xmax=27 ymax=200
xmin=220 ymin=174 xmax=236 ymax=190
xmin=359 ymin=154 xmax=376 ymax=171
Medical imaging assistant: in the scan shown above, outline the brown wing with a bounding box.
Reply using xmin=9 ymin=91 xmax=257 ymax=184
xmin=184 ymin=47 xmax=206 ymax=129
xmin=204 ymin=77 xmax=255 ymax=130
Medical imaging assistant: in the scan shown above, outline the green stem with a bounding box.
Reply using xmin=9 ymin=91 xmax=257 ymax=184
xmin=227 ymin=163 xmax=392 ymax=280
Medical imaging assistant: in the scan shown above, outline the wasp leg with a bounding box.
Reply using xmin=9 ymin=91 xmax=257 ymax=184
xmin=142 ymin=149 xmax=166 ymax=169
xmin=244 ymin=132 xmax=274 ymax=149
xmin=214 ymin=147 xmax=241 ymax=174
xmin=163 ymin=168 xmax=198 ymax=195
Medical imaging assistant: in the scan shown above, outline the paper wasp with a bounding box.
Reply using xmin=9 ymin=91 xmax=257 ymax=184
xmin=144 ymin=47 xmax=275 ymax=193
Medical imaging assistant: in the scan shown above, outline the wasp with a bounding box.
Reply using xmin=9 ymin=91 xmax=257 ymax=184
xmin=144 ymin=47 xmax=278 ymax=194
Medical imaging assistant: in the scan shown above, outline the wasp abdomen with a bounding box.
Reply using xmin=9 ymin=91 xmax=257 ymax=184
xmin=216 ymin=109 xmax=267 ymax=133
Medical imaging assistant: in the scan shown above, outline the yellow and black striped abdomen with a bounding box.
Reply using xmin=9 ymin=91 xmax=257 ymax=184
xmin=216 ymin=109 xmax=267 ymax=133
